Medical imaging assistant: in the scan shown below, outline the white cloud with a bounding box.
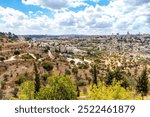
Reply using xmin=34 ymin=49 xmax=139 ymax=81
xmin=22 ymin=0 xmax=88 ymax=10
xmin=90 ymin=0 xmax=101 ymax=3
xmin=0 ymin=0 xmax=150 ymax=35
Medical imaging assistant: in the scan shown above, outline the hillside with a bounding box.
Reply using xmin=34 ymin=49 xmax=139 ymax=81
xmin=0 ymin=32 xmax=150 ymax=100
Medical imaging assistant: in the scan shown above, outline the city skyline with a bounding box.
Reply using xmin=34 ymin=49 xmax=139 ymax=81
xmin=0 ymin=0 xmax=150 ymax=35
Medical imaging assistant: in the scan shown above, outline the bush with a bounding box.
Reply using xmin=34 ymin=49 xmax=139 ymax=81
xmin=0 ymin=56 xmax=5 ymax=61
xmin=18 ymin=81 xmax=35 ymax=100
xmin=87 ymin=81 xmax=142 ymax=100
xmin=77 ymin=62 xmax=89 ymax=69
xmin=15 ymin=77 xmax=24 ymax=85
xmin=42 ymin=61 xmax=53 ymax=72
xmin=21 ymin=54 xmax=33 ymax=59
xmin=65 ymin=69 xmax=71 ymax=75
xmin=72 ymin=67 xmax=78 ymax=75
xmin=14 ymin=50 xmax=20 ymax=55
xmin=70 ymin=60 xmax=75 ymax=65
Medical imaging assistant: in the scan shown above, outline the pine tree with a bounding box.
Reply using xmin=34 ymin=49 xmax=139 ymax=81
xmin=77 ymin=85 xmax=80 ymax=97
xmin=93 ymin=65 xmax=97 ymax=86
xmin=105 ymin=67 xmax=128 ymax=88
xmin=34 ymin=62 xmax=40 ymax=93
xmin=105 ymin=68 xmax=114 ymax=86
xmin=136 ymin=67 xmax=149 ymax=100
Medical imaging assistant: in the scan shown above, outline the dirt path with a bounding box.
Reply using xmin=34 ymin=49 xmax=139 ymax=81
xmin=48 ymin=50 xmax=55 ymax=59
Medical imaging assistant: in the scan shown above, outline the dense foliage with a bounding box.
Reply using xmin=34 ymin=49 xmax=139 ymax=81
xmin=105 ymin=67 xmax=129 ymax=88
xmin=36 ymin=76 xmax=77 ymax=100
xmin=18 ymin=81 xmax=35 ymax=100
xmin=87 ymin=81 xmax=142 ymax=100
xmin=136 ymin=68 xmax=149 ymax=99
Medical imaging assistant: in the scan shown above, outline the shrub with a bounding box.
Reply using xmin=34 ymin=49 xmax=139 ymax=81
xmin=18 ymin=81 xmax=35 ymax=100
xmin=72 ymin=67 xmax=78 ymax=75
xmin=87 ymin=81 xmax=142 ymax=100
xmin=14 ymin=50 xmax=20 ymax=55
xmin=0 ymin=56 xmax=5 ymax=61
xmin=15 ymin=77 xmax=24 ymax=85
xmin=42 ymin=61 xmax=53 ymax=72
xmin=70 ymin=60 xmax=75 ymax=65
xmin=65 ymin=69 xmax=71 ymax=75
xmin=21 ymin=54 xmax=33 ymax=59
xmin=136 ymin=67 xmax=149 ymax=99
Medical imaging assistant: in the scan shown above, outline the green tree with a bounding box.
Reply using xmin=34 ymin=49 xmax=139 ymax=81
xmin=92 ymin=65 xmax=98 ymax=86
xmin=77 ymin=85 xmax=80 ymax=97
xmin=72 ymin=67 xmax=78 ymax=76
xmin=15 ymin=76 xmax=24 ymax=85
xmin=18 ymin=81 xmax=35 ymax=100
xmin=65 ymin=69 xmax=71 ymax=75
xmin=34 ymin=62 xmax=40 ymax=93
xmin=87 ymin=81 xmax=141 ymax=100
xmin=105 ymin=67 xmax=129 ymax=88
xmin=70 ymin=60 xmax=75 ymax=65
xmin=0 ymin=56 xmax=5 ymax=61
xmin=105 ymin=68 xmax=114 ymax=85
xmin=14 ymin=50 xmax=20 ymax=55
xmin=36 ymin=75 xmax=77 ymax=100
xmin=136 ymin=67 xmax=149 ymax=100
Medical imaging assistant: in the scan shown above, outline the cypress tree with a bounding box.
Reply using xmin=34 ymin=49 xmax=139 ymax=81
xmin=77 ymin=85 xmax=80 ymax=97
xmin=105 ymin=68 xmax=114 ymax=86
xmin=34 ymin=62 xmax=40 ymax=93
xmin=93 ymin=65 xmax=98 ymax=86
xmin=136 ymin=67 xmax=149 ymax=100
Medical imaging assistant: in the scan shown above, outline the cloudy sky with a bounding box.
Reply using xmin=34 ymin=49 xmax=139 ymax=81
xmin=0 ymin=0 xmax=149 ymax=35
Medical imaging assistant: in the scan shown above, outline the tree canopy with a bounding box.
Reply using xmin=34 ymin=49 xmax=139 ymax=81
xmin=87 ymin=81 xmax=141 ymax=100
xmin=18 ymin=81 xmax=35 ymax=100
xmin=36 ymin=75 xmax=77 ymax=100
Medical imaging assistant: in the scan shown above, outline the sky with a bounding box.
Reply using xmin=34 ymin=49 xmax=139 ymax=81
xmin=0 ymin=0 xmax=149 ymax=35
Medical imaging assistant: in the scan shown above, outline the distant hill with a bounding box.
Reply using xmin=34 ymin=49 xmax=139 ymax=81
xmin=0 ymin=32 xmax=19 ymax=42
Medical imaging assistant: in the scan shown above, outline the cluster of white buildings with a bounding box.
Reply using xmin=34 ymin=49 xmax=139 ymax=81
xmin=30 ymin=40 xmax=87 ymax=55
xmin=97 ymin=34 xmax=150 ymax=53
